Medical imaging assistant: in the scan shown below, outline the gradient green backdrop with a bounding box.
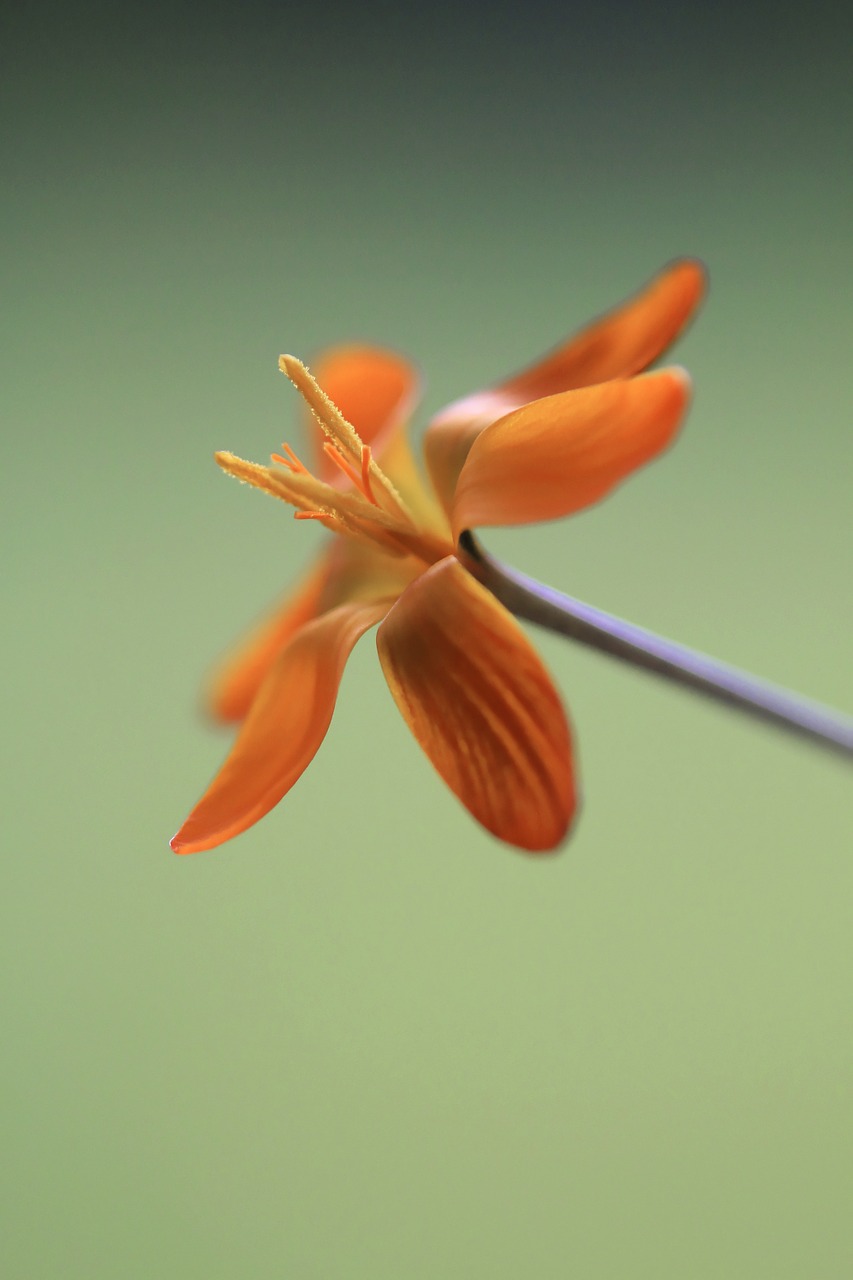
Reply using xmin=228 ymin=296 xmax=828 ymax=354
xmin=4 ymin=2 xmax=852 ymax=1276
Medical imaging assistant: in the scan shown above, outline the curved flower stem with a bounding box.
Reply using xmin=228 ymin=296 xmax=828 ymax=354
xmin=458 ymin=532 xmax=853 ymax=762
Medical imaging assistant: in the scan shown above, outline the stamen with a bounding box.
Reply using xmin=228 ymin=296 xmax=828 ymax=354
xmin=271 ymin=442 xmax=309 ymax=473
xmin=217 ymin=448 xmax=453 ymax=564
xmin=279 ymin=354 xmax=416 ymax=526
xmin=360 ymin=445 xmax=377 ymax=505
xmin=294 ymin=510 xmax=339 ymax=532
xmin=323 ymin=440 xmax=364 ymax=491
xmin=218 ymin=357 xmax=456 ymax=566
xmin=279 ymin=355 xmax=361 ymax=462
xmin=321 ymin=440 xmax=381 ymax=508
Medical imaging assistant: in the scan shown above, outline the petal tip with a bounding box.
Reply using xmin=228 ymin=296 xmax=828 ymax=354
xmin=514 ymin=817 xmax=574 ymax=855
xmin=661 ymin=256 xmax=709 ymax=303
xmin=170 ymin=824 xmax=221 ymax=856
xmin=660 ymin=362 xmax=692 ymax=394
xmin=672 ymin=253 xmax=708 ymax=281
xmin=514 ymin=773 xmax=578 ymax=854
xmin=170 ymin=830 xmax=191 ymax=855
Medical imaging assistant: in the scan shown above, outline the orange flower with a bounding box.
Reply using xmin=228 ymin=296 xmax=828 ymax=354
xmin=171 ymin=260 xmax=705 ymax=856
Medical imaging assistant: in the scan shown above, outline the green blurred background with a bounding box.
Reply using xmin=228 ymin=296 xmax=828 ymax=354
xmin=3 ymin=2 xmax=852 ymax=1275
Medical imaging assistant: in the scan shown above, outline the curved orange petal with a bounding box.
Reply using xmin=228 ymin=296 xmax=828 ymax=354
xmin=207 ymin=558 xmax=332 ymax=723
xmin=305 ymin=345 xmax=420 ymax=478
xmin=376 ymin=557 xmax=576 ymax=852
xmin=499 ymin=258 xmax=705 ymax=397
xmin=173 ymin=598 xmax=389 ymax=854
xmin=451 ymin=368 xmax=690 ymax=538
xmin=425 ymin=258 xmax=705 ymax=512
xmin=207 ymin=534 xmax=425 ymax=725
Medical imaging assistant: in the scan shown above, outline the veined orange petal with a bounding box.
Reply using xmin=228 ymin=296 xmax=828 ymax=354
xmin=305 ymin=345 xmax=420 ymax=478
xmin=376 ymin=557 xmax=576 ymax=852
xmin=207 ymin=558 xmax=332 ymax=723
xmin=424 ymin=259 xmax=705 ymax=513
xmin=172 ymin=598 xmax=389 ymax=854
xmin=451 ymin=368 xmax=690 ymax=537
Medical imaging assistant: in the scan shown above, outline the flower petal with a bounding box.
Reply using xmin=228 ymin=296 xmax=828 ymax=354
xmin=207 ymin=559 xmax=332 ymax=723
xmin=173 ymin=599 xmax=388 ymax=854
xmin=424 ymin=259 xmax=705 ymax=512
xmin=376 ymin=557 xmax=576 ymax=852
xmin=451 ymin=368 xmax=690 ymax=537
xmin=495 ymin=258 xmax=705 ymax=398
xmin=207 ymin=534 xmax=425 ymax=724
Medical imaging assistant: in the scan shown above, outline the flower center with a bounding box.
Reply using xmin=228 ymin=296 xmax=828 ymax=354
xmin=215 ymin=356 xmax=453 ymax=567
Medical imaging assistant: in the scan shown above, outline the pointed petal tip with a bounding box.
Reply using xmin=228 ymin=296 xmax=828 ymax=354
xmin=652 ymin=364 xmax=694 ymax=419
xmin=650 ymin=256 xmax=708 ymax=307
xmin=668 ymin=254 xmax=708 ymax=282
xmin=657 ymin=362 xmax=693 ymax=397
xmin=169 ymin=813 xmax=241 ymax=856
xmin=170 ymin=820 xmax=222 ymax=855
